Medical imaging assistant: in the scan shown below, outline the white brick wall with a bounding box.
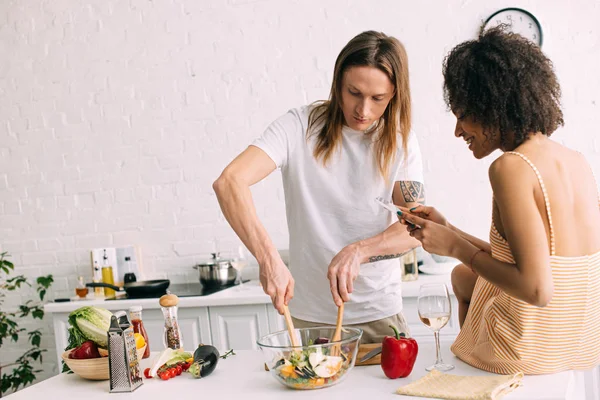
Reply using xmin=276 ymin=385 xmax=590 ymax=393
xmin=1 ymin=0 xmax=599 ymax=387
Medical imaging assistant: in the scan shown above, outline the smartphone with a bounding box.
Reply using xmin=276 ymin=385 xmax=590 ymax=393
xmin=375 ymin=197 xmax=421 ymax=229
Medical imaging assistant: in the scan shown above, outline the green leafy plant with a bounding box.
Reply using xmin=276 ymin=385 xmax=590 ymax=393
xmin=0 ymin=252 xmax=53 ymax=397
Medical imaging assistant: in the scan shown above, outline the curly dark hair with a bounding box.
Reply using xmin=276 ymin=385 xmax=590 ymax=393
xmin=442 ymin=25 xmax=564 ymax=148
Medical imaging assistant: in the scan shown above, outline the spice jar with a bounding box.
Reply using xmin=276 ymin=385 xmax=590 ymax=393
xmin=159 ymin=294 xmax=183 ymax=349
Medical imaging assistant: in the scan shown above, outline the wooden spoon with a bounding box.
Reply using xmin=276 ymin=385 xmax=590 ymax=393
xmin=282 ymin=305 xmax=300 ymax=347
xmin=331 ymin=303 xmax=344 ymax=356
xmin=264 ymin=305 xmax=300 ymax=371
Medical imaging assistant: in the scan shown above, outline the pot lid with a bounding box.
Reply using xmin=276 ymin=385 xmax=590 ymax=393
xmin=195 ymin=252 xmax=233 ymax=268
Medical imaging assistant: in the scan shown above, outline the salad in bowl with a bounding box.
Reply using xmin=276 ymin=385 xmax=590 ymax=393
xmin=257 ymin=327 xmax=362 ymax=390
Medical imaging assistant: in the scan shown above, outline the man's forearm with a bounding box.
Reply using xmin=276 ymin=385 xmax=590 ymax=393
xmin=357 ymin=222 xmax=420 ymax=264
xmin=213 ymin=175 xmax=279 ymax=264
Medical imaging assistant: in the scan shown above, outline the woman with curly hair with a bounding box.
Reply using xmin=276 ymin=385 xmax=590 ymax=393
xmin=400 ymin=26 xmax=600 ymax=374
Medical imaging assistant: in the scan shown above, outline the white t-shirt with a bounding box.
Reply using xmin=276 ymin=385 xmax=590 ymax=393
xmin=252 ymin=106 xmax=424 ymax=324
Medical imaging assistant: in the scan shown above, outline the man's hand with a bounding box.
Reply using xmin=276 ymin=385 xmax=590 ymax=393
xmin=259 ymin=256 xmax=294 ymax=315
xmin=327 ymin=243 xmax=362 ymax=306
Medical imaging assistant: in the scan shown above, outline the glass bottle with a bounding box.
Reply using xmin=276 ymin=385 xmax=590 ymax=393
xmin=402 ymin=248 xmax=419 ymax=282
xmin=159 ymin=294 xmax=183 ymax=349
xmin=101 ymin=249 xmax=116 ymax=297
xmin=129 ymin=306 xmax=151 ymax=359
xmin=75 ymin=276 xmax=89 ymax=299
xmin=92 ymin=260 xmax=104 ymax=297
xmin=123 ymin=256 xmax=137 ymax=283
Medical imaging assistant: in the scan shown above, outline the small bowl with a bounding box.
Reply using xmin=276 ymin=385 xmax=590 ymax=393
xmin=257 ymin=327 xmax=362 ymax=390
xmin=62 ymin=345 xmax=146 ymax=380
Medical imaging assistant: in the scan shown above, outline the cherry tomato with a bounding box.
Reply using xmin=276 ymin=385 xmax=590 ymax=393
xmin=175 ymin=365 xmax=182 ymax=376
xmin=144 ymin=368 xmax=152 ymax=379
xmin=158 ymin=372 xmax=169 ymax=380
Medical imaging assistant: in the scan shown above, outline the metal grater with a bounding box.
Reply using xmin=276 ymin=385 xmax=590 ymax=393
xmin=108 ymin=314 xmax=143 ymax=393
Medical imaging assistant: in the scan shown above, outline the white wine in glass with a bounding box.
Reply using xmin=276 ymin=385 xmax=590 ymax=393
xmin=230 ymin=245 xmax=248 ymax=285
xmin=418 ymin=283 xmax=454 ymax=372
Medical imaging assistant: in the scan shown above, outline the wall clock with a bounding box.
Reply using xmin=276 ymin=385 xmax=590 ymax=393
xmin=483 ymin=8 xmax=543 ymax=46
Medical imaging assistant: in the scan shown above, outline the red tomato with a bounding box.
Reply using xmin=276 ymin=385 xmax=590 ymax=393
xmin=143 ymin=368 xmax=152 ymax=379
xmin=175 ymin=365 xmax=182 ymax=376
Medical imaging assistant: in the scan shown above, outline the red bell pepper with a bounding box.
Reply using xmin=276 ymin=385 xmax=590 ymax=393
xmin=380 ymin=325 xmax=418 ymax=379
xmin=69 ymin=340 xmax=101 ymax=359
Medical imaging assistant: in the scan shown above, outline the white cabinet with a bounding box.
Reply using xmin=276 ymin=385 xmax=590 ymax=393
xmin=208 ymin=304 xmax=271 ymax=351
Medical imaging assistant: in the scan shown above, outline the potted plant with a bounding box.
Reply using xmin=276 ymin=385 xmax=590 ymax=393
xmin=0 ymin=252 xmax=53 ymax=397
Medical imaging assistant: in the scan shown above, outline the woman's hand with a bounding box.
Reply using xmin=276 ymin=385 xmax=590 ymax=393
xmin=259 ymin=256 xmax=295 ymax=315
xmin=327 ymin=243 xmax=362 ymax=306
xmin=398 ymin=204 xmax=449 ymax=227
xmin=400 ymin=213 xmax=463 ymax=258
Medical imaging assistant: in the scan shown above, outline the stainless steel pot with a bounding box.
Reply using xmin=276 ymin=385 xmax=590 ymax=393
xmin=194 ymin=253 xmax=239 ymax=287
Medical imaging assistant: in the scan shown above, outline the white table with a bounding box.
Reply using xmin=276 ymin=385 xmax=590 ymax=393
xmin=8 ymin=345 xmax=583 ymax=399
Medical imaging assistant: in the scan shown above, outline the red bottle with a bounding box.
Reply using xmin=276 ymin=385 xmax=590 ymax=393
xmin=129 ymin=306 xmax=151 ymax=359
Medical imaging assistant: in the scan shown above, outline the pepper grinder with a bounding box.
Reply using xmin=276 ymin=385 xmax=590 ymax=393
xmin=159 ymin=293 xmax=183 ymax=349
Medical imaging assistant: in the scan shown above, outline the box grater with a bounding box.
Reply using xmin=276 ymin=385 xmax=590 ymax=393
xmin=108 ymin=314 xmax=143 ymax=393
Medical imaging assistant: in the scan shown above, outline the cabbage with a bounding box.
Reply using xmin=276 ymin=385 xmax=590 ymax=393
xmin=68 ymin=306 xmax=113 ymax=348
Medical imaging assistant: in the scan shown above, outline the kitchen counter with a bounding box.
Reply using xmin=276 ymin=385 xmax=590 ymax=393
xmin=45 ymin=280 xmax=272 ymax=313
xmin=7 ymin=346 xmax=581 ymax=399
xmin=44 ymin=274 xmax=454 ymax=314
xmin=44 ymin=274 xmax=459 ymax=376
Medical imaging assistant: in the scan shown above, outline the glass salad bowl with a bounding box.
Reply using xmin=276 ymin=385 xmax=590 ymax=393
xmin=257 ymin=327 xmax=362 ymax=390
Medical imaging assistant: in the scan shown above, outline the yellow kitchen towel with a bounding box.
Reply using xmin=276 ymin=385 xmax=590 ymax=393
xmin=396 ymin=369 xmax=524 ymax=400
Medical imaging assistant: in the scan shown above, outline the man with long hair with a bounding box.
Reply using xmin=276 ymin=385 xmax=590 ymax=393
xmin=213 ymin=31 xmax=424 ymax=342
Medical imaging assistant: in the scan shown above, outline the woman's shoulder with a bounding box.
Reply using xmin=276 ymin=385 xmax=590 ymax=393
xmin=487 ymin=152 xmax=539 ymax=192
xmin=490 ymin=144 xmax=590 ymax=177
xmin=489 ymin=152 xmax=527 ymax=174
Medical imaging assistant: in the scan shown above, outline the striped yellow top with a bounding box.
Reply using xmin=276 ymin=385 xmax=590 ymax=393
xmin=451 ymin=151 xmax=600 ymax=375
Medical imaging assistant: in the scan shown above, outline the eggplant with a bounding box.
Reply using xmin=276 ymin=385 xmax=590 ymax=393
xmin=188 ymin=344 xmax=220 ymax=379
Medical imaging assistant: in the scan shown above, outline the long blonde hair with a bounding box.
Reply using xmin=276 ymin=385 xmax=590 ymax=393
xmin=308 ymin=31 xmax=411 ymax=179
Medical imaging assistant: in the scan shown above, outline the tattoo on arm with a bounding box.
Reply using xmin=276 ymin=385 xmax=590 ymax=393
xmin=368 ymin=250 xmax=411 ymax=263
xmin=399 ymin=181 xmax=425 ymax=204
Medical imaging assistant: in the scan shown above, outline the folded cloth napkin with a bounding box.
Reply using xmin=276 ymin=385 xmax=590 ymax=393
xmin=396 ymin=369 xmax=524 ymax=400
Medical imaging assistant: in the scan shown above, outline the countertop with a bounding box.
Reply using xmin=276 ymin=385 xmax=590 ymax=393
xmin=44 ymin=273 xmax=455 ymax=313
xmin=7 ymin=345 xmax=580 ymax=399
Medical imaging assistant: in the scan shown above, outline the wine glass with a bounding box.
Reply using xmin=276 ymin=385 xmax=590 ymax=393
xmin=229 ymin=245 xmax=249 ymax=285
xmin=418 ymin=283 xmax=454 ymax=371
